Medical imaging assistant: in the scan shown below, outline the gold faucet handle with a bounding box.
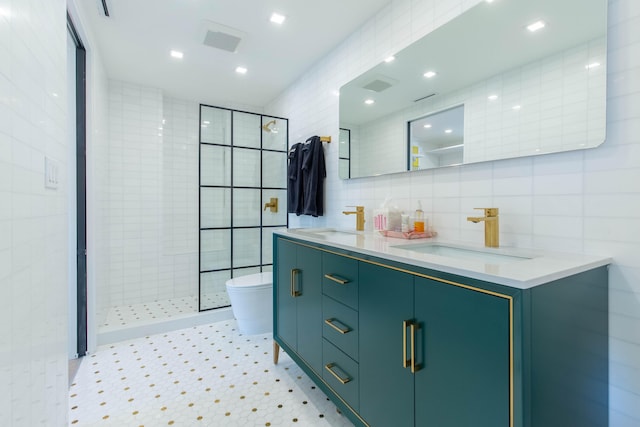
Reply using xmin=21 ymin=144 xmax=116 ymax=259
xmin=474 ymin=207 xmax=498 ymax=217
xmin=345 ymin=205 xmax=364 ymax=211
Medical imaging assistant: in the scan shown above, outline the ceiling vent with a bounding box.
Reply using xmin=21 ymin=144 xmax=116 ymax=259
xmin=362 ymin=75 xmax=397 ymax=92
xmin=199 ymin=21 xmax=245 ymax=53
xmin=413 ymin=93 xmax=437 ymax=103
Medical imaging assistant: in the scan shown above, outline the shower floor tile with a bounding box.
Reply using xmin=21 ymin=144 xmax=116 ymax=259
xmin=70 ymin=319 xmax=354 ymax=426
xmin=101 ymin=293 xmax=230 ymax=330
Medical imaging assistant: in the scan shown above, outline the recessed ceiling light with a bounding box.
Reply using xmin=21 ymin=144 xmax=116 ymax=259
xmin=203 ymin=120 xmax=210 ymax=124
xmin=364 ymin=99 xmax=375 ymax=105
xmin=488 ymin=94 xmax=499 ymax=101
xmin=270 ymin=13 xmax=286 ymax=24
xmin=444 ymin=129 xmax=453 ymax=134
xmin=527 ymin=20 xmax=546 ymax=32
xmin=0 ymin=7 xmax=11 ymax=17
xmin=170 ymin=50 xmax=184 ymax=59
xmin=512 ymin=105 xmax=521 ymax=110
xmin=585 ymin=62 xmax=601 ymax=69
xmin=423 ymin=124 xmax=432 ymax=128
xmin=423 ymin=71 xmax=437 ymax=78
xmin=235 ymin=66 xmax=248 ymax=74
xmin=384 ymin=56 xmax=396 ymax=63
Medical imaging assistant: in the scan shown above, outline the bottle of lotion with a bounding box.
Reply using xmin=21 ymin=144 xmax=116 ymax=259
xmin=414 ymin=201 xmax=425 ymax=232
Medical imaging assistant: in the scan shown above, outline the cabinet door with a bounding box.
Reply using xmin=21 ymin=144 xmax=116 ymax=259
xmin=414 ymin=277 xmax=510 ymax=426
xmin=296 ymin=244 xmax=323 ymax=374
xmin=359 ymin=263 xmax=414 ymax=427
xmin=275 ymin=239 xmax=298 ymax=350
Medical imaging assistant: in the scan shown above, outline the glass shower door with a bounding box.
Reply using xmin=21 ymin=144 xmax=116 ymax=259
xmin=199 ymin=106 xmax=288 ymax=311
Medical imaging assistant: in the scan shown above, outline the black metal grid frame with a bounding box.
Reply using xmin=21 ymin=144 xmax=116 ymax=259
xmin=339 ymin=127 xmax=351 ymax=179
xmin=198 ymin=104 xmax=288 ymax=311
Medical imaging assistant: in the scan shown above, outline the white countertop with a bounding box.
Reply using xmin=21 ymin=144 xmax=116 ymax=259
xmin=275 ymin=228 xmax=611 ymax=289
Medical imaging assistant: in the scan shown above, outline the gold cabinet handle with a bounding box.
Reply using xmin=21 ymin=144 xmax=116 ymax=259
xmin=411 ymin=322 xmax=420 ymax=374
xmin=290 ymin=269 xmax=301 ymax=297
xmin=403 ymin=320 xmax=410 ymax=368
xmin=324 ymin=273 xmax=349 ymax=285
xmin=324 ymin=318 xmax=351 ymax=334
xmin=325 ymin=363 xmax=351 ymax=384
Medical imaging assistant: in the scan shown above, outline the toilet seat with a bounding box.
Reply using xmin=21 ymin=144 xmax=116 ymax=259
xmin=225 ymin=272 xmax=272 ymax=290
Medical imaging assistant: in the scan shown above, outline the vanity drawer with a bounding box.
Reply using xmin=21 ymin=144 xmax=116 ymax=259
xmin=323 ymin=339 xmax=359 ymax=412
xmin=322 ymin=295 xmax=359 ymax=361
xmin=322 ymin=252 xmax=358 ymax=309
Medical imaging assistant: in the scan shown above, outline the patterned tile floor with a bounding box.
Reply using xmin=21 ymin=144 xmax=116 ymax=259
xmin=100 ymin=294 xmax=230 ymax=331
xmin=70 ymin=319 xmax=354 ymax=426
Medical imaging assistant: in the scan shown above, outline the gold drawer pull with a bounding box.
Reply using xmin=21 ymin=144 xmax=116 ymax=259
xmin=403 ymin=320 xmax=420 ymax=373
xmin=324 ymin=273 xmax=349 ymax=285
xmin=411 ymin=322 xmax=418 ymax=373
xmin=325 ymin=363 xmax=352 ymax=384
xmin=324 ymin=318 xmax=351 ymax=334
xmin=290 ymin=269 xmax=301 ymax=297
xmin=403 ymin=320 xmax=410 ymax=368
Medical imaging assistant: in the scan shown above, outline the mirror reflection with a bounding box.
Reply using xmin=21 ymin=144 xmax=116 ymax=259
xmin=339 ymin=0 xmax=607 ymax=179
xmin=409 ymin=105 xmax=464 ymax=170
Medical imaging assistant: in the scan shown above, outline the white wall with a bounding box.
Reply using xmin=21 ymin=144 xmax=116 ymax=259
xmin=0 ymin=0 xmax=70 ymax=425
xmin=268 ymin=0 xmax=640 ymax=425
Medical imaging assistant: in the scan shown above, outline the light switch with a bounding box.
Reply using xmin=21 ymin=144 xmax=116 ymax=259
xmin=45 ymin=156 xmax=59 ymax=189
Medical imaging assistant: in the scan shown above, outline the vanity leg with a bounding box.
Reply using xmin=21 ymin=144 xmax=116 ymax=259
xmin=273 ymin=341 xmax=280 ymax=364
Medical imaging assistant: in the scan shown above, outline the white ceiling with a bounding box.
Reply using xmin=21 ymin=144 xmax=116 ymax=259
xmin=80 ymin=0 xmax=390 ymax=108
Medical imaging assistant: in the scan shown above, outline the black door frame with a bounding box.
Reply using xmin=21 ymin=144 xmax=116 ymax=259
xmin=67 ymin=12 xmax=87 ymax=357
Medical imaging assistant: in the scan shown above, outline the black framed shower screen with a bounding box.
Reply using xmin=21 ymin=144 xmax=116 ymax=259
xmin=198 ymin=105 xmax=289 ymax=311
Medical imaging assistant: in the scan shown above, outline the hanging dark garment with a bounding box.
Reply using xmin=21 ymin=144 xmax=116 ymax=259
xmin=287 ymin=142 xmax=303 ymax=215
xmin=300 ymin=136 xmax=326 ymax=217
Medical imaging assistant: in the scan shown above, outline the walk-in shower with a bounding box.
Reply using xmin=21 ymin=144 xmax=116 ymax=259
xmin=96 ymin=90 xmax=288 ymax=344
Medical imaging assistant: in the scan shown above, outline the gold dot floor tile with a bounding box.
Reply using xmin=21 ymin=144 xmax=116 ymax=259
xmin=70 ymin=320 xmax=354 ymax=426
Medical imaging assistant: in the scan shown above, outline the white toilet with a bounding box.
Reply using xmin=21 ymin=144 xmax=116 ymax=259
xmin=225 ymin=272 xmax=273 ymax=335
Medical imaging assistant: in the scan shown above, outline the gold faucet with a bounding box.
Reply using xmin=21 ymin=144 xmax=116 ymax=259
xmin=467 ymin=208 xmax=499 ymax=248
xmin=342 ymin=206 xmax=365 ymax=231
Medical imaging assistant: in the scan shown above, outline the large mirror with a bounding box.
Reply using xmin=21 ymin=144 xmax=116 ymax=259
xmin=339 ymin=0 xmax=607 ymax=179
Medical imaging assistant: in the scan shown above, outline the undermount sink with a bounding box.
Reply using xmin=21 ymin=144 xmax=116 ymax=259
xmin=391 ymin=243 xmax=534 ymax=263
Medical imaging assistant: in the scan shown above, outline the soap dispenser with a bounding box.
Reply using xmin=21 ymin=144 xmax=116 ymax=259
xmin=414 ymin=201 xmax=425 ymax=232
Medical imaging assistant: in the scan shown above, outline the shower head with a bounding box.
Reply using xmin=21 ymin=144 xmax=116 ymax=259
xmin=261 ymin=120 xmax=278 ymax=133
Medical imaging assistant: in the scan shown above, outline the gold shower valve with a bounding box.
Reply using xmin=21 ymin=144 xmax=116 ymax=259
xmin=264 ymin=197 xmax=278 ymax=213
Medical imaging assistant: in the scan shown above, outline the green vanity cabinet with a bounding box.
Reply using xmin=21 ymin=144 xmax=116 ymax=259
xmin=359 ymin=263 xmax=415 ymax=426
xmin=273 ymin=234 xmax=609 ymax=427
xmin=413 ymin=276 xmax=510 ymax=426
xmin=274 ymin=238 xmax=323 ymax=374
xmin=359 ymin=264 xmax=510 ymax=427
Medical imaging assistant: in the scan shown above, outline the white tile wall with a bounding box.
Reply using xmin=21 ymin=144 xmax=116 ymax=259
xmin=0 ymin=0 xmax=69 ymax=425
xmin=267 ymin=0 xmax=640 ymax=425
xmin=106 ymin=83 xmax=199 ymax=307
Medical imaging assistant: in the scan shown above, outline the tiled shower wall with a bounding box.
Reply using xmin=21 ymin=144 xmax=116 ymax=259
xmin=0 ymin=0 xmax=69 ymax=424
xmin=105 ymin=82 xmax=198 ymax=308
xmin=268 ymin=0 xmax=640 ymax=425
